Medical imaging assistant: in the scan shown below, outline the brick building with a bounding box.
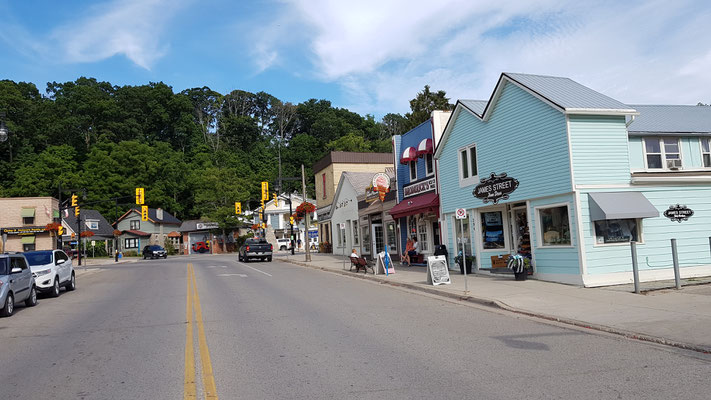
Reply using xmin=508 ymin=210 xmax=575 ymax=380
xmin=0 ymin=197 xmax=59 ymax=252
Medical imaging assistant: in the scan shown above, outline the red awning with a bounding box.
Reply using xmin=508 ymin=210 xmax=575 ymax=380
xmin=400 ymin=147 xmax=417 ymax=164
xmin=389 ymin=192 xmax=439 ymax=219
xmin=123 ymin=229 xmax=151 ymax=237
xmin=416 ymin=138 xmax=433 ymax=157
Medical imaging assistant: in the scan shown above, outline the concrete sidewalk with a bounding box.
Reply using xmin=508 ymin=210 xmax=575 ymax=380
xmin=281 ymin=252 xmax=711 ymax=353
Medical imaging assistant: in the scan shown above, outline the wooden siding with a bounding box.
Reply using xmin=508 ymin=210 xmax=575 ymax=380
xmin=528 ymin=194 xmax=581 ymax=275
xmin=569 ymin=115 xmax=631 ymax=185
xmin=628 ymin=137 xmax=644 ymax=170
xmin=438 ymin=81 xmax=572 ymax=215
xmin=580 ymin=186 xmax=711 ymax=275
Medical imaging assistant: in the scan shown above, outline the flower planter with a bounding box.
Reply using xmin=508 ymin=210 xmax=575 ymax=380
xmin=514 ymin=271 xmax=527 ymax=281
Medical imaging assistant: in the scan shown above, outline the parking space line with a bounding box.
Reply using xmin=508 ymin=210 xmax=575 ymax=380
xmin=236 ymin=262 xmax=273 ymax=277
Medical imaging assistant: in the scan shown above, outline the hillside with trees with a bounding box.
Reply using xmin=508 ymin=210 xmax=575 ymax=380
xmin=0 ymin=78 xmax=451 ymax=222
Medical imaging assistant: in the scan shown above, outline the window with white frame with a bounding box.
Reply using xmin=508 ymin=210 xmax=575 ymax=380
xmin=409 ymin=161 xmax=417 ymax=182
xmin=352 ymin=221 xmax=359 ymax=246
xmin=125 ymin=238 xmax=138 ymax=248
xmin=417 ymin=220 xmax=428 ymax=252
xmin=425 ymin=154 xmax=434 ymax=176
xmin=130 ymin=220 xmax=140 ymax=230
xmin=702 ymin=138 xmax=711 ymax=168
xmin=458 ymin=144 xmax=478 ymax=186
xmin=594 ymin=219 xmax=641 ymax=244
xmin=386 ymin=222 xmax=397 ymax=251
xmin=480 ymin=211 xmax=505 ymax=249
xmin=86 ymin=220 xmax=98 ymax=230
xmin=361 ymin=225 xmax=370 ymax=253
xmin=644 ymin=138 xmax=682 ymax=170
xmin=538 ymin=205 xmax=571 ymax=246
xmin=338 ymin=223 xmax=346 ymax=247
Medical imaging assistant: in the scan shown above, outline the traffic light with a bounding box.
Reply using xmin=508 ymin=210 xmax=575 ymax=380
xmin=258 ymin=210 xmax=263 ymax=221
xmin=136 ymin=188 xmax=144 ymax=205
xmin=74 ymin=206 xmax=80 ymax=217
xmin=289 ymin=216 xmax=295 ymax=226
xmin=141 ymin=205 xmax=149 ymax=221
xmin=260 ymin=198 xmax=265 ymax=207
xmin=71 ymin=194 xmax=78 ymax=207
xmin=273 ymin=193 xmax=279 ymax=207
xmin=57 ymin=225 xmax=64 ymax=236
xmin=235 ymin=202 xmax=242 ymax=214
xmin=261 ymin=181 xmax=269 ymax=200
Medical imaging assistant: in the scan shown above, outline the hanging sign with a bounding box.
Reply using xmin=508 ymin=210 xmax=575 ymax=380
xmin=663 ymin=204 xmax=694 ymax=223
xmin=403 ymin=177 xmax=436 ymax=198
xmin=3 ymin=227 xmax=46 ymax=235
xmin=473 ymin=172 xmax=519 ymax=204
xmin=367 ymin=172 xmax=391 ymax=202
xmin=427 ymin=255 xmax=451 ymax=286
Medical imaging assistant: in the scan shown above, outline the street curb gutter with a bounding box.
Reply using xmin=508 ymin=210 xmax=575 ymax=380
xmin=283 ymin=258 xmax=711 ymax=355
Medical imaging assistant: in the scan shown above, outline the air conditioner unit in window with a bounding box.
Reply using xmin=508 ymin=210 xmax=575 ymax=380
xmin=666 ymin=159 xmax=682 ymax=170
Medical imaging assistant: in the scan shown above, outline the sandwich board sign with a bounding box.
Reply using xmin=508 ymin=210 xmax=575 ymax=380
xmin=427 ymin=255 xmax=451 ymax=285
xmin=374 ymin=251 xmax=395 ymax=275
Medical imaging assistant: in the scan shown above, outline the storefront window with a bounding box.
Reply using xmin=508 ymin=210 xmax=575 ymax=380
xmin=417 ymin=220 xmax=428 ymax=252
xmin=539 ymin=205 xmax=571 ymax=246
xmin=453 ymin=215 xmax=471 ymax=255
xmin=426 ymin=154 xmax=434 ymax=176
xmin=594 ymin=219 xmax=639 ymax=244
xmin=352 ymin=221 xmax=359 ymax=246
xmin=362 ymin=225 xmax=370 ymax=253
xmin=386 ymin=222 xmax=397 ymax=251
xmin=481 ymin=211 xmax=505 ymax=249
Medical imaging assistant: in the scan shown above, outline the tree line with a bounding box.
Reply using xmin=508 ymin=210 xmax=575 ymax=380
xmin=0 ymin=78 xmax=452 ymax=224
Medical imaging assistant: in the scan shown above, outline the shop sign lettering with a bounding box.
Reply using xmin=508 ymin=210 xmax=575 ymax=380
xmin=473 ymin=173 xmax=519 ymax=204
xmin=3 ymin=227 xmax=46 ymax=235
xmin=196 ymin=222 xmax=219 ymax=230
xmin=663 ymin=204 xmax=694 ymax=223
xmin=335 ymin=198 xmax=352 ymax=210
xmin=403 ymin=178 xmax=436 ymax=198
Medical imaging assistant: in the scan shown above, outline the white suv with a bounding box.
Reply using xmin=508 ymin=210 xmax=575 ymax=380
xmin=23 ymin=250 xmax=75 ymax=297
xmin=276 ymin=238 xmax=292 ymax=251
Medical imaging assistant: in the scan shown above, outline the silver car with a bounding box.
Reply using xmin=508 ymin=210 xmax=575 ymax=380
xmin=1 ymin=253 xmax=38 ymax=317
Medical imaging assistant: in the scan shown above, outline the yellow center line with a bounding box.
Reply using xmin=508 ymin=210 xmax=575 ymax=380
xmin=185 ymin=263 xmax=196 ymax=399
xmin=185 ymin=263 xmax=219 ymax=399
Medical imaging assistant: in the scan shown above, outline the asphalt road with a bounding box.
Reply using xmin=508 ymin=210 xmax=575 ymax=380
xmin=1 ymin=255 xmax=710 ymax=399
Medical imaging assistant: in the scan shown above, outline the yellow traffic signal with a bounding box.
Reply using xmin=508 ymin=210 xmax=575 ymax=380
xmin=273 ymin=193 xmax=279 ymax=207
xmin=261 ymin=223 xmax=266 ymax=229
xmin=141 ymin=205 xmax=148 ymax=221
xmin=71 ymin=194 xmax=78 ymax=207
xmin=289 ymin=216 xmax=295 ymax=225
xmin=136 ymin=188 xmax=144 ymax=205
xmin=74 ymin=206 xmax=80 ymax=217
xmin=57 ymin=225 xmax=64 ymax=235
xmin=235 ymin=202 xmax=242 ymax=214
xmin=261 ymin=181 xmax=269 ymax=200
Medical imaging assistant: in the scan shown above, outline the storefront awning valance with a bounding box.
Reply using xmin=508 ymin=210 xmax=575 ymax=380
xmin=588 ymin=192 xmax=659 ymax=221
xmin=389 ymin=192 xmax=439 ymax=220
xmin=21 ymin=235 xmax=36 ymax=244
xmin=416 ymin=138 xmax=433 ymax=157
xmin=400 ymin=147 xmax=417 ymax=164
xmin=123 ymin=229 xmax=152 ymax=237
xmin=21 ymin=208 xmax=36 ymax=217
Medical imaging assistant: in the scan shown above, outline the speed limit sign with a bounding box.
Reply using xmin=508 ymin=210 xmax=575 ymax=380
xmin=455 ymin=208 xmax=467 ymax=219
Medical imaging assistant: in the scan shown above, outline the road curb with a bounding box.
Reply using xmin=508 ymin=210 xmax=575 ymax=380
xmin=282 ymin=258 xmax=711 ymax=355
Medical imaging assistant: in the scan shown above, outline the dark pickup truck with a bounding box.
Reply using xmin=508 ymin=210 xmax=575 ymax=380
xmin=238 ymin=239 xmax=273 ymax=262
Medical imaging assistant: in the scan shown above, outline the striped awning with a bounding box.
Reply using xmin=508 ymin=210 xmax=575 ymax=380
xmin=21 ymin=208 xmax=36 ymax=217
xmin=400 ymin=147 xmax=417 ymax=164
xmin=416 ymin=138 xmax=433 ymax=157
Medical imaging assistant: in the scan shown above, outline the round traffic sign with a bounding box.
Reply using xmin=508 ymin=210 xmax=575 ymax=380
xmin=455 ymin=208 xmax=467 ymax=219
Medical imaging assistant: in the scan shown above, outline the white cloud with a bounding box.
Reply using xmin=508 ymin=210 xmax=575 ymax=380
xmin=259 ymin=0 xmax=711 ymax=115
xmin=51 ymin=0 xmax=188 ymax=70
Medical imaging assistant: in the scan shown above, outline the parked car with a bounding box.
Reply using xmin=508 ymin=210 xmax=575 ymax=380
xmin=1 ymin=253 xmax=38 ymax=317
xmin=142 ymin=245 xmax=168 ymax=259
xmin=238 ymin=239 xmax=273 ymax=262
xmin=192 ymin=241 xmax=210 ymax=253
xmin=23 ymin=250 xmax=76 ymax=297
xmin=276 ymin=238 xmax=292 ymax=251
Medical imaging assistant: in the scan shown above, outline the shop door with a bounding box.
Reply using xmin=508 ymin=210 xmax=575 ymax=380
xmin=511 ymin=207 xmax=531 ymax=257
xmin=371 ymin=223 xmax=384 ymax=255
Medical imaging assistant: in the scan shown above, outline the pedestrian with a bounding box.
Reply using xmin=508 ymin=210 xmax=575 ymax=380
xmin=408 ymin=237 xmax=419 ymax=264
xmin=297 ymin=238 xmax=302 ymax=250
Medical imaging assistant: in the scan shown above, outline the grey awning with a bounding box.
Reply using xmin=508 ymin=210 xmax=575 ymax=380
xmin=588 ymin=192 xmax=659 ymax=221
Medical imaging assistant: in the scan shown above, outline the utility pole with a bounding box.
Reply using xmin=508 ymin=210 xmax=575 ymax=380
xmin=302 ymin=164 xmax=311 ymax=262
xmin=289 ymin=193 xmax=294 ymax=255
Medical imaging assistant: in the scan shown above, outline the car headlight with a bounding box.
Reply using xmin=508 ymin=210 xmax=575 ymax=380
xmin=34 ymin=268 xmax=51 ymax=276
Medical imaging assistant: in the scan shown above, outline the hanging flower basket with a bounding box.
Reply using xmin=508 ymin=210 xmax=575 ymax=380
xmin=293 ymin=202 xmax=315 ymax=222
xmin=45 ymin=222 xmax=62 ymax=232
xmin=113 ymin=229 xmax=123 ymax=237
xmin=80 ymin=231 xmax=95 ymax=238
xmin=251 ymin=224 xmax=261 ymax=231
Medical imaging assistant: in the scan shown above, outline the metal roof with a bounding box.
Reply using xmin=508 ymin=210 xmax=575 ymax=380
xmin=343 ymin=172 xmax=377 ymax=194
xmin=504 ymin=73 xmax=636 ymax=113
xmin=627 ymin=105 xmax=711 ymax=135
xmin=63 ymin=209 xmax=115 ymax=237
xmin=312 ymin=151 xmax=393 ymax=173
xmin=459 ymin=100 xmax=487 ymax=116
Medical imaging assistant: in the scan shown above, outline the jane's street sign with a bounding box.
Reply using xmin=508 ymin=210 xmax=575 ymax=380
xmin=473 ymin=172 xmax=519 ymax=204
xmin=663 ymin=204 xmax=694 ymax=223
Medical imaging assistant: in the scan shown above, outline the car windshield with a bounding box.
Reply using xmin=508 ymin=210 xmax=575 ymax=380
xmin=0 ymin=258 xmax=8 ymax=275
xmin=24 ymin=251 xmax=53 ymax=266
xmin=150 ymin=246 xmax=164 ymax=250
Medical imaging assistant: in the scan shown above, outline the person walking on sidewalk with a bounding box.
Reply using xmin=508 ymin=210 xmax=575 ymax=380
xmin=402 ymin=237 xmax=414 ymax=266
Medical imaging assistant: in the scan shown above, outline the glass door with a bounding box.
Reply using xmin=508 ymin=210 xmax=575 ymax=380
xmin=372 ymin=223 xmax=384 ymax=254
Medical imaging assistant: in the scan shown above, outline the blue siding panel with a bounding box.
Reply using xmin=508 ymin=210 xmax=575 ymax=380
xmin=628 ymin=137 xmax=644 ymax=170
xmin=569 ymin=115 xmax=631 ymax=185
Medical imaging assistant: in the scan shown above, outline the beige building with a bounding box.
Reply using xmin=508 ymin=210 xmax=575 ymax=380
xmin=312 ymin=151 xmax=393 ymax=249
xmin=0 ymin=197 xmax=59 ymax=252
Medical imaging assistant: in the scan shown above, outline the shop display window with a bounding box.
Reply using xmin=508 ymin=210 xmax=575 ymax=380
xmin=480 ymin=211 xmax=505 ymax=249
xmin=594 ymin=219 xmax=640 ymax=244
xmin=417 ymin=220 xmax=428 ymax=252
xmin=338 ymin=224 xmax=346 ymax=247
xmin=352 ymin=222 xmax=359 ymax=246
xmin=386 ymin=222 xmax=397 ymax=251
xmin=453 ymin=215 xmax=472 ymax=255
xmin=362 ymin=226 xmax=370 ymax=253
xmin=538 ymin=205 xmax=571 ymax=246
xmin=702 ymin=138 xmax=711 ymax=168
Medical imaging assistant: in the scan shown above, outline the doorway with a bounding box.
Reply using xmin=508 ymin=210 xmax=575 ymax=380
xmin=372 ymin=223 xmax=384 ymax=255
xmin=510 ymin=206 xmax=531 ymax=257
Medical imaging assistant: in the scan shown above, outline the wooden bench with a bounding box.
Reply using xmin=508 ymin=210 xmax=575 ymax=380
xmin=349 ymin=257 xmax=372 ymax=273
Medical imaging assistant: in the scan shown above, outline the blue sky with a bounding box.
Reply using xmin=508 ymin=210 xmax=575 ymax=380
xmin=1 ymin=0 xmax=710 ymax=118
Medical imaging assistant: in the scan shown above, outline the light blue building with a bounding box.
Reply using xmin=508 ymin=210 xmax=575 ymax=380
xmin=435 ymin=72 xmax=711 ymax=286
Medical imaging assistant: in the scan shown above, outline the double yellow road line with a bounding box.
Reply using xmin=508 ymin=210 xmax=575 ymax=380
xmin=185 ymin=263 xmax=219 ymax=399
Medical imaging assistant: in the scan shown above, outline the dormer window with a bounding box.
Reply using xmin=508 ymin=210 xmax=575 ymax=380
xmin=644 ymin=138 xmax=681 ymax=170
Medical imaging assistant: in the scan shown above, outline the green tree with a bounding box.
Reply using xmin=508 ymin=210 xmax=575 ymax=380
xmin=405 ymin=85 xmax=453 ymax=130
xmin=8 ymin=145 xmax=81 ymax=197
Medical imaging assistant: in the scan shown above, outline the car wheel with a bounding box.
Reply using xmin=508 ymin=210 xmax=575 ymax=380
xmin=1 ymin=292 xmax=14 ymax=317
xmin=244 ymin=256 xmax=249 ymax=263
xmin=280 ymin=246 xmax=286 ymax=251
xmin=143 ymin=254 xmax=147 ymax=259
xmin=65 ymin=272 xmax=76 ymax=291
xmin=51 ymin=277 xmax=60 ymax=298
xmin=267 ymin=256 xmax=272 ymax=262
xmin=25 ymin=286 xmax=38 ymax=307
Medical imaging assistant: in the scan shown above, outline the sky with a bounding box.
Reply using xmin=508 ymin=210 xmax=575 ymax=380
xmin=1 ymin=0 xmax=710 ymax=118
